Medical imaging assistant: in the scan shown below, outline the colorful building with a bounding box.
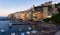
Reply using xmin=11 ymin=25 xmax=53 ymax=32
xmin=8 ymin=1 xmax=58 ymax=21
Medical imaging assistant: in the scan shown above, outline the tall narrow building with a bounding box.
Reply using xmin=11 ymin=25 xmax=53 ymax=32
xmin=43 ymin=7 xmax=48 ymax=18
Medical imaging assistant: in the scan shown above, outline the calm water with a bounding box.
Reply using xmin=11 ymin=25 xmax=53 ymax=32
xmin=0 ymin=17 xmax=31 ymax=35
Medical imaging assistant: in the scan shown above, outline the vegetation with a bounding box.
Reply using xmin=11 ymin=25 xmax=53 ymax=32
xmin=50 ymin=3 xmax=60 ymax=23
xmin=43 ymin=13 xmax=60 ymax=24
xmin=50 ymin=13 xmax=60 ymax=22
xmin=43 ymin=18 xmax=50 ymax=22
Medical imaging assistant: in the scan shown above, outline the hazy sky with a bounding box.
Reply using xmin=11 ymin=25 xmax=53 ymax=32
xmin=0 ymin=0 xmax=60 ymax=16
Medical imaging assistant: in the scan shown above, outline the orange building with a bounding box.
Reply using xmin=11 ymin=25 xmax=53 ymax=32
xmin=23 ymin=12 xmax=29 ymax=21
xmin=37 ymin=12 xmax=43 ymax=20
xmin=32 ymin=12 xmax=44 ymax=21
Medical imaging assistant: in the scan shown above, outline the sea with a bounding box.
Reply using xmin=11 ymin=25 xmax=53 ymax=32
xmin=0 ymin=17 xmax=33 ymax=35
xmin=0 ymin=17 xmax=59 ymax=35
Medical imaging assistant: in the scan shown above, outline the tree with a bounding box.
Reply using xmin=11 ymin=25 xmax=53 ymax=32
xmin=50 ymin=13 xmax=60 ymax=23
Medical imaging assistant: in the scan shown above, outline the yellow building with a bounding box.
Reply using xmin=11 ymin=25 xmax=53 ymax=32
xmin=8 ymin=14 xmax=15 ymax=19
xmin=13 ymin=12 xmax=21 ymax=20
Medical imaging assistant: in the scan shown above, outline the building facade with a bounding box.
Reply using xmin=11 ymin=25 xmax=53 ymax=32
xmin=8 ymin=1 xmax=59 ymax=21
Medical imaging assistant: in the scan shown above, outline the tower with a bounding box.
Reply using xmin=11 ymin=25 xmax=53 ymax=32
xmin=43 ymin=7 xmax=48 ymax=18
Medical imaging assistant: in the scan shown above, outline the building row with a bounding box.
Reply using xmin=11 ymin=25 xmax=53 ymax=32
xmin=8 ymin=1 xmax=58 ymax=21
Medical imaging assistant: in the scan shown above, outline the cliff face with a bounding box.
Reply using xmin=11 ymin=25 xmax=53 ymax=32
xmin=8 ymin=1 xmax=59 ymax=21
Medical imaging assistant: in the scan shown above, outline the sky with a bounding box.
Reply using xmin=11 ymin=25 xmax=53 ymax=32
xmin=0 ymin=0 xmax=60 ymax=16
